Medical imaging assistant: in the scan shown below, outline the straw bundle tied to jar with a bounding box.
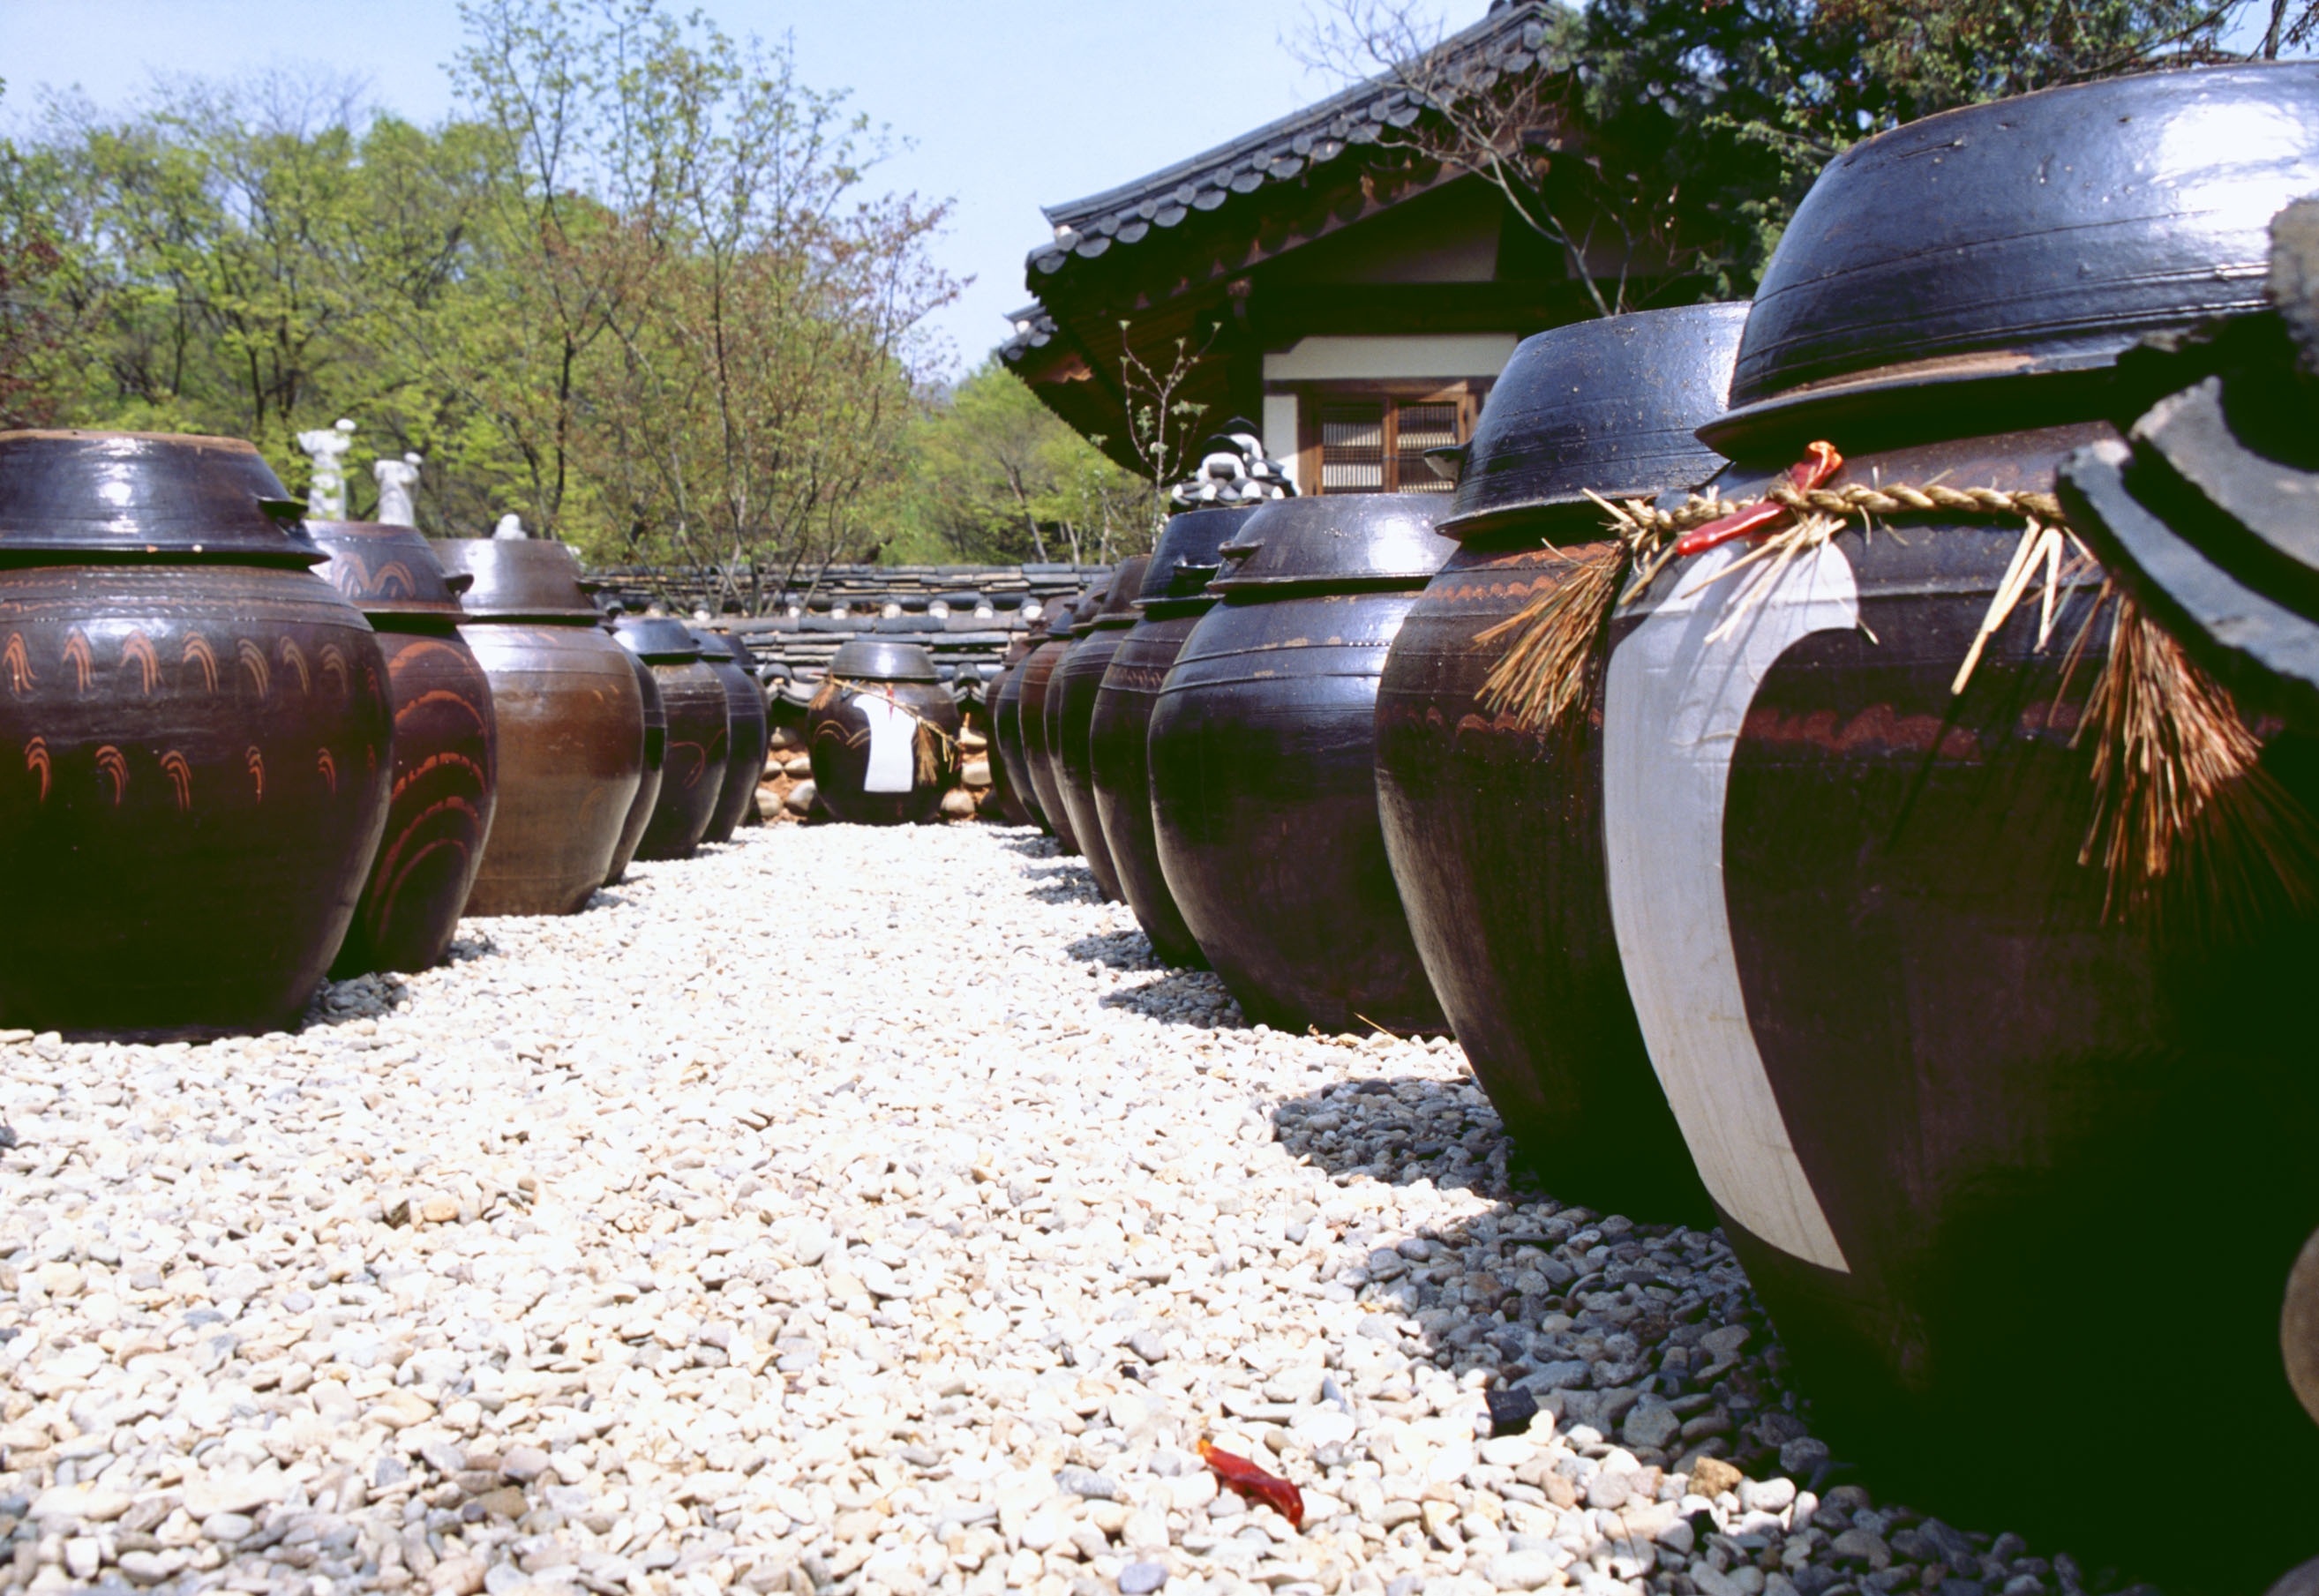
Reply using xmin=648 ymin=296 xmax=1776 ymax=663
xmin=811 ymin=675 xmax=960 ymax=791
xmin=1476 ymin=441 xmax=2319 ymax=927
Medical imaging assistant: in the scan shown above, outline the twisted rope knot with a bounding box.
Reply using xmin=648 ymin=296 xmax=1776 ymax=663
xmin=1615 ymin=480 xmax=2068 ymax=538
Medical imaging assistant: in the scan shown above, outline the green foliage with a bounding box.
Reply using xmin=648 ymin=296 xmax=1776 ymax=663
xmin=890 ymin=360 xmax=1146 ymax=566
xmin=0 ymin=2 xmax=957 ymax=605
xmin=1573 ymin=0 xmax=2250 ymax=298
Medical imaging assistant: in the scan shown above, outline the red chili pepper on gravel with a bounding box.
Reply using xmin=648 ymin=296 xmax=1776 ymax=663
xmin=1197 ymin=1438 xmax=1304 ymax=1528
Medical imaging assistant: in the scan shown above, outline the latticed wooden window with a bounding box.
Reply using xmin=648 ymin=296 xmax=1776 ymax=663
xmin=1314 ymin=397 xmax=1467 ymax=494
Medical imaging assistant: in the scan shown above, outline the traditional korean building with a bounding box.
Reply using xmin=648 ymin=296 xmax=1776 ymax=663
xmin=1000 ymin=1 xmax=1674 ymax=496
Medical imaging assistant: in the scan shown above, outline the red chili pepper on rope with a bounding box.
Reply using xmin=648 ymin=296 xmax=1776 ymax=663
xmin=1672 ymin=440 xmax=1844 ymax=558
xmin=1197 ymin=1439 xmax=1304 ymax=1528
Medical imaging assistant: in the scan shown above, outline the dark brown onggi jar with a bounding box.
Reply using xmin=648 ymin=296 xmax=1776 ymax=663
xmin=1373 ymin=305 xmax=1746 ymax=1221
xmin=432 ymin=539 xmax=645 ymax=914
xmin=614 ymin=617 xmax=727 ymax=861
xmin=1018 ymin=581 xmax=1104 ymax=853
xmin=309 ymin=521 xmax=499 ymax=976
xmin=807 ymin=639 xmax=962 ymax=825
xmin=1601 ymin=67 xmax=2319 ymax=1577
xmin=1147 ymin=495 xmax=1453 ymax=1035
xmin=0 ymin=431 xmax=393 ymax=1037
xmin=1047 ymin=554 xmax=1150 ymax=902
xmin=694 ymin=630 xmax=768 ymax=842
xmin=987 ymin=635 xmax=1043 ymax=829
xmin=604 ymin=644 xmax=665 ymax=885
xmin=1089 ymin=508 xmax=1251 ymax=966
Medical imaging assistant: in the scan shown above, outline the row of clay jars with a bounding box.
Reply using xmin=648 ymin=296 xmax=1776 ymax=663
xmin=1358 ymin=66 xmax=2319 ymax=1586
xmin=0 ymin=431 xmax=395 ymax=1038
xmin=1046 ymin=554 xmax=1150 ymax=900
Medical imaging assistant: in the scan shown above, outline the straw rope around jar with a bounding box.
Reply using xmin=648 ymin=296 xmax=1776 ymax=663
xmin=1475 ymin=441 xmax=2319 ymax=928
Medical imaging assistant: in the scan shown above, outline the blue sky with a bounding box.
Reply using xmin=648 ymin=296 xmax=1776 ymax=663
xmin=2 ymin=0 xmax=1462 ymax=375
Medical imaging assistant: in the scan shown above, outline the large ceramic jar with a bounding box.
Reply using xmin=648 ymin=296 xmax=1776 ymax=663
xmin=613 ymin=617 xmax=727 ymax=861
xmin=1089 ymin=508 xmax=1250 ymax=966
xmin=1019 ymin=580 xmax=1105 ymax=853
xmin=694 ymin=630 xmax=768 ymax=842
xmin=432 ymin=539 xmax=645 ymax=914
xmin=0 ymin=431 xmax=393 ymax=1037
xmin=1600 ymin=67 xmax=2319 ymax=1577
xmin=807 ymin=639 xmax=961 ymax=825
xmin=1047 ymin=554 xmax=1151 ymax=903
xmin=309 ymin=521 xmax=499 ymax=976
xmin=1148 ymin=496 xmax=1453 ymax=1034
xmin=987 ymin=636 xmax=1043 ymax=829
xmin=604 ymin=645 xmax=665 ymax=886
xmin=1373 ymin=307 xmax=1745 ymax=1221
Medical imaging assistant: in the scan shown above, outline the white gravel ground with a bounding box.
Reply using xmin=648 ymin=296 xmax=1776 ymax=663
xmin=0 ymin=822 xmax=2128 ymax=1596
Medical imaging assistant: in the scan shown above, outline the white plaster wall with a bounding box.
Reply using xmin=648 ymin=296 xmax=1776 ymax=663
xmin=1260 ymin=333 xmax=1520 ymax=383
xmin=1261 ymin=393 xmax=1302 ymax=493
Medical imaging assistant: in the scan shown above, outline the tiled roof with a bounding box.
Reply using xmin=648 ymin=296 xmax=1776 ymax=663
xmin=1017 ymin=2 xmax=1558 ymax=288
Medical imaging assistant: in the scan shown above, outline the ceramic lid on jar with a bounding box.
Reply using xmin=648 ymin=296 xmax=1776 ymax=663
xmin=1086 ymin=555 xmax=1151 ymax=629
xmin=1211 ymin=494 xmax=1454 ymax=591
xmin=693 ymin=630 xmax=754 ymax=668
xmin=1710 ymin=64 xmax=2319 ymax=447
xmin=613 ymin=616 xmax=704 ymax=662
xmin=1441 ymin=305 xmax=1745 ymax=537
xmin=0 ymin=430 xmax=325 ymax=564
xmin=307 ymin=521 xmax=470 ymax=615
xmin=829 ymin=638 xmax=940 ymax=681
xmin=430 ymin=537 xmax=600 ymax=619
xmin=1047 ymin=573 xmax=1113 ymax=641
xmin=1139 ymin=506 xmax=1256 ymax=604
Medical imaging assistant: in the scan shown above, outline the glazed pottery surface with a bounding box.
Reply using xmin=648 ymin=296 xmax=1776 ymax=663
xmin=0 ymin=429 xmax=322 ymax=562
xmin=604 ymin=649 xmax=665 ymax=885
xmin=455 ymin=620 xmax=645 ymax=915
xmin=0 ymin=562 xmax=394 ymax=1035
xmin=1091 ymin=509 xmax=1250 ymax=966
xmin=614 ymin=618 xmax=725 ymax=862
xmin=1148 ymin=496 xmax=1452 ymax=1034
xmin=1048 ymin=554 xmax=1150 ymax=903
xmin=0 ymin=432 xmax=395 ymax=1037
xmin=988 ymin=640 xmax=1043 ymax=829
xmin=1375 ymin=307 xmax=1745 ymax=1218
xmin=311 ymin=522 xmax=497 ymax=977
xmin=1715 ymin=64 xmax=2319 ymax=446
xmin=1608 ymin=423 xmax=2319 ymax=1576
xmin=430 ymin=538 xmax=602 ymax=618
xmin=696 ymin=632 xmax=768 ymax=842
xmin=807 ymin=641 xmax=960 ymax=826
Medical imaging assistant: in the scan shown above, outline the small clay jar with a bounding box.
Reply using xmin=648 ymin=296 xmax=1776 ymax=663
xmin=308 ymin=520 xmax=499 ymax=975
xmin=432 ymin=539 xmax=645 ymax=914
xmin=613 ymin=617 xmax=727 ymax=860
xmin=694 ymin=630 xmax=769 ymax=842
xmin=807 ymin=639 xmax=960 ymax=825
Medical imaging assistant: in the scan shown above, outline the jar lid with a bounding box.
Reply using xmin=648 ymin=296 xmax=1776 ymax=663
xmin=308 ymin=521 xmax=469 ymax=615
xmin=829 ymin=638 xmax=940 ymax=681
xmin=613 ymin=616 xmax=704 ymax=662
xmin=1709 ymin=64 xmax=2319 ymax=448
xmin=1085 ymin=555 xmax=1151 ymax=628
xmin=430 ymin=538 xmax=600 ymax=619
xmin=1211 ymin=494 xmax=1454 ymax=592
xmin=0 ymin=430 xmax=325 ymax=565
xmin=1441 ymin=304 xmax=1746 ymax=537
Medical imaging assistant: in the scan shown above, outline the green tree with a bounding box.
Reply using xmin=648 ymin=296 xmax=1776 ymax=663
xmin=896 ymin=360 xmax=1145 ymax=566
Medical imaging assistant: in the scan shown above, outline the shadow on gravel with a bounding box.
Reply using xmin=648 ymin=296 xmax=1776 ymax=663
xmin=1066 ymin=929 xmax=1161 ymax=970
xmin=1024 ymin=864 xmax=1104 ymax=904
xmin=999 ymin=834 xmax=1060 ymax=857
xmin=1265 ymin=1077 xmax=2184 ymax=1596
xmin=1096 ymin=967 xmax=1247 ymax=1030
